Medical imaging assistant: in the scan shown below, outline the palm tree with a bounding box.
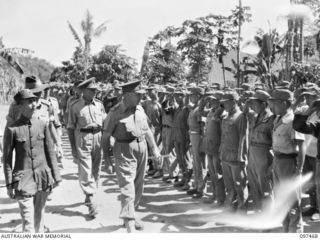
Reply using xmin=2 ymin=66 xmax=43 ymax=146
xmin=67 ymin=10 xmax=109 ymax=79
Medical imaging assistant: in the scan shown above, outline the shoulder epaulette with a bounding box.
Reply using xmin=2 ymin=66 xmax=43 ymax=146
xmin=40 ymin=98 xmax=50 ymax=107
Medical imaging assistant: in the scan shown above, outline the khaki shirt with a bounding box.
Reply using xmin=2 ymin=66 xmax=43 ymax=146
xmin=173 ymin=106 xmax=190 ymax=142
xmin=142 ymin=100 xmax=162 ymax=129
xmin=67 ymin=98 xmax=105 ymax=130
xmin=220 ymin=108 xmax=247 ymax=162
xmin=103 ymin=103 xmax=149 ymax=140
xmin=188 ymin=106 xmax=201 ymax=133
xmin=272 ymin=110 xmax=305 ymax=154
xmin=249 ymin=110 xmax=275 ymax=148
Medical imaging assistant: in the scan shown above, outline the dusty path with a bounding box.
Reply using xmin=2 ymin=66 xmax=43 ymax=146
xmin=0 ymin=128 xmax=319 ymax=233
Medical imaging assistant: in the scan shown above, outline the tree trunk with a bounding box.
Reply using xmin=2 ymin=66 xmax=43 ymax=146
xmin=221 ymin=57 xmax=226 ymax=87
xmin=299 ymin=18 xmax=304 ymax=63
xmin=237 ymin=0 xmax=242 ymax=88
xmin=285 ymin=18 xmax=294 ymax=81
xmin=293 ymin=18 xmax=300 ymax=63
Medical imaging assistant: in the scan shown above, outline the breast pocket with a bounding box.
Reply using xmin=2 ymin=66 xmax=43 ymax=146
xmin=78 ymin=116 xmax=88 ymax=126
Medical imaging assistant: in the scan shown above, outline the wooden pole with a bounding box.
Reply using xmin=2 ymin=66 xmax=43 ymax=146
xmin=237 ymin=0 xmax=242 ymax=88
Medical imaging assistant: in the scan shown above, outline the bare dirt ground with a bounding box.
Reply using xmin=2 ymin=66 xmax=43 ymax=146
xmin=0 ymin=103 xmax=319 ymax=233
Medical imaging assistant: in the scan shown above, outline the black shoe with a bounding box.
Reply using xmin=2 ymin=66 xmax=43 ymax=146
xmin=166 ymin=176 xmax=179 ymax=184
xmin=192 ymin=192 xmax=203 ymax=199
xmin=187 ymin=189 xmax=198 ymax=195
xmin=174 ymin=179 xmax=185 ymax=188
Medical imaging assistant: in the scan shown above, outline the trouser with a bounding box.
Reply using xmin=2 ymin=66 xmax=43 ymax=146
xmin=149 ymin=126 xmax=162 ymax=170
xmin=114 ymin=140 xmax=148 ymax=220
xmin=247 ymin=146 xmax=273 ymax=209
xmin=221 ymin=159 xmax=247 ymax=209
xmin=207 ymin=152 xmax=226 ymax=203
xmin=273 ymin=154 xmax=300 ymax=233
xmin=16 ymin=191 xmax=49 ymax=233
xmin=190 ymin=133 xmax=206 ymax=193
xmin=75 ymin=131 xmax=102 ymax=195
xmin=161 ymin=127 xmax=178 ymax=176
xmin=303 ymin=155 xmax=320 ymax=211
xmin=174 ymin=140 xmax=192 ymax=172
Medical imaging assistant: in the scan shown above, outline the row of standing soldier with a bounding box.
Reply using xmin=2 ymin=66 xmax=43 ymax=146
xmin=2 ymin=76 xmax=320 ymax=233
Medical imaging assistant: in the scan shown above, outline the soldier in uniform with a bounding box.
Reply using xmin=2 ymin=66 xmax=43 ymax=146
xmin=67 ymin=77 xmax=106 ymax=218
xmin=102 ymin=80 xmax=161 ymax=233
xmin=43 ymin=84 xmax=64 ymax=169
xmin=142 ymin=85 xmax=162 ymax=176
xmin=246 ymin=90 xmax=274 ymax=211
xmin=3 ymin=89 xmax=61 ymax=232
xmin=203 ymin=92 xmax=226 ymax=205
xmin=269 ymin=89 xmax=305 ymax=232
xmin=66 ymin=81 xmax=83 ymax=164
xmin=219 ymin=91 xmax=248 ymax=211
xmin=187 ymin=87 xmax=206 ymax=198
xmin=172 ymin=89 xmax=193 ymax=189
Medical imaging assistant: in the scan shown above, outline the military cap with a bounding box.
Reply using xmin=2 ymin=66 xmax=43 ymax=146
xmin=221 ymin=91 xmax=240 ymax=102
xmin=214 ymin=91 xmax=224 ymax=100
xmin=25 ymin=75 xmax=46 ymax=93
xmin=275 ymin=81 xmax=290 ymax=89
xmin=14 ymin=89 xmax=37 ymax=102
xmin=301 ymin=87 xmax=320 ymax=96
xmin=78 ymin=77 xmax=98 ymax=89
xmin=166 ymin=85 xmax=175 ymax=93
xmin=242 ymin=90 xmax=255 ymax=99
xmin=269 ymin=89 xmax=293 ymax=101
xmin=189 ymin=87 xmax=205 ymax=95
xmin=72 ymin=80 xmax=82 ymax=88
xmin=241 ymin=83 xmax=251 ymax=91
xmin=173 ymin=89 xmax=185 ymax=95
xmin=120 ymin=80 xmax=146 ymax=94
xmin=249 ymin=90 xmax=271 ymax=102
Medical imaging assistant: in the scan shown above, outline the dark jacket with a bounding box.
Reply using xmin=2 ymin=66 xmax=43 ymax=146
xmin=3 ymin=115 xmax=61 ymax=196
xmin=293 ymin=113 xmax=320 ymax=159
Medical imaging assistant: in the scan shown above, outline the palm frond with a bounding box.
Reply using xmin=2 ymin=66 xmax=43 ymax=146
xmin=67 ymin=21 xmax=83 ymax=47
xmin=94 ymin=20 xmax=110 ymax=37
xmin=0 ymin=51 xmax=24 ymax=74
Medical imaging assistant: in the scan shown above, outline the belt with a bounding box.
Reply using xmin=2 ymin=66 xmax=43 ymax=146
xmin=274 ymin=152 xmax=298 ymax=158
xmin=163 ymin=125 xmax=172 ymax=128
xmin=116 ymin=137 xmax=145 ymax=143
xmin=250 ymin=141 xmax=271 ymax=148
xmin=80 ymin=127 xmax=101 ymax=134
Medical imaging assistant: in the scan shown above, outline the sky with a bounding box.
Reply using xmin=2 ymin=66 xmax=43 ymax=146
xmin=0 ymin=0 xmax=292 ymax=67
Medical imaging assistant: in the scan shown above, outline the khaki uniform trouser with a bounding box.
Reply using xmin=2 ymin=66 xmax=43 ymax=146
xmin=114 ymin=140 xmax=147 ymax=220
xmin=161 ymin=127 xmax=178 ymax=176
xmin=247 ymin=146 xmax=273 ymax=209
xmin=273 ymin=154 xmax=301 ymax=233
xmin=174 ymin=141 xmax=192 ymax=172
xmin=190 ymin=133 xmax=206 ymax=192
xmin=16 ymin=191 xmax=49 ymax=233
xmin=220 ymin=157 xmax=247 ymax=208
xmin=75 ymin=131 xmax=102 ymax=195
xmin=206 ymin=152 xmax=226 ymax=203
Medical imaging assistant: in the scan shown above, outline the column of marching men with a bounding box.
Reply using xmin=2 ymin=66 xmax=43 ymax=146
xmin=1 ymin=75 xmax=320 ymax=233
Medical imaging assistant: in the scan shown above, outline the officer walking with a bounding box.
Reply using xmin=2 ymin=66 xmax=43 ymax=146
xmin=102 ymin=80 xmax=161 ymax=233
xmin=67 ymin=77 xmax=106 ymax=218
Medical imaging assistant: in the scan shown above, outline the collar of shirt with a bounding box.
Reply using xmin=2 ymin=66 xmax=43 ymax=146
xmin=280 ymin=110 xmax=293 ymax=124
